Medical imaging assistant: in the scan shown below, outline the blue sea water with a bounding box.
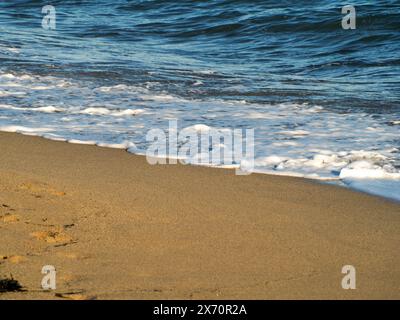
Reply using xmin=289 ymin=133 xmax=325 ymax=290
xmin=0 ymin=1 xmax=399 ymax=200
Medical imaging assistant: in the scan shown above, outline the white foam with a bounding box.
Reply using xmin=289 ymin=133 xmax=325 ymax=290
xmin=67 ymin=139 xmax=97 ymax=145
xmin=278 ymin=130 xmax=310 ymax=136
xmin=271 ymin=141 xmax=299 ymax=147
xmin=96 ymin=84 xmax=130 ymax=92
xmin=34 ymin=106 xmax=62 ymax=113
xmin=1 ymin=71 xmax=399 ymax=201
xmin=339 ymin=161 xmax=400 ymax=180
xmin=185 ymin=124 xmax=212 ymax=133
xmin=80 ymin=107 xmax=112 ymax=115
xmin=42 ymin=134 xmax=67 ymax=142
xmin=96 ymin=141 xmax=136 ymax=149
xmin=0 ymin=45 xmax=20 ymax=54
xmin=111 ymin=109 xmax=145 ymax=116
xmin=0 ymin=104 xmax=63 ymax=113
xmin=0 ymin=126 xmax=53 ymax=133
xmin=0 ymin=73 xmax=16 ymax=79
xmin=139 ymin=94 xmax=187 ymax=103
xmin=80 ymin=107 xmax=144 ymax=116
xmin=198 ymin=70 xmax=216 ymax=75
xmin=255 ymin=156 xmax=289 ymax=166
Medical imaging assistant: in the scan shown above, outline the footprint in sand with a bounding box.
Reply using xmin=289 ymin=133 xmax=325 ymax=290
xmin=19 ymin=182 xmax=66 ymax=197
xmin=56 ymin=252 xmax=89 ymax=260
xmin=0 ymin=255 xmax=28 ymax=264
xmin=0 ymin=204 xmax=19 ymax=223
xmin=1 ymin=204 xmax=15 ymax=211
xmin=55 ymin=292 xmax=96 ymax=300
xmin=8 ymin=255 xmax=28 ymax=264
xmin=31 ymin=230 xmax=73 ymax=244
xmin=1 ymin=213 xmax=20 ymax=223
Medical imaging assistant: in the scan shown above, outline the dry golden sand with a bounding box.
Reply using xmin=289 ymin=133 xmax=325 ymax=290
xmin=0 ymin=132 xmax=399 ymax=300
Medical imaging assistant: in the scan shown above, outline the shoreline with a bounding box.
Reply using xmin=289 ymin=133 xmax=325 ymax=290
xmin=1 ymin=129 xmax=399 ymax=204
xmin=0 ymin=131 xmax=399 ymax=299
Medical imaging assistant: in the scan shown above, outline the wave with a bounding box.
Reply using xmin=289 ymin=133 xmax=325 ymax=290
xmin=0 ymin=1 xmax=399 ymax=109
xmin=0 ymin=1 xmax=399 ymax=201
xmin=0 ymin=70 xmax=399 ymax=201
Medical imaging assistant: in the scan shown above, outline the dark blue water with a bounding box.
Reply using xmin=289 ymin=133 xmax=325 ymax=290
xmin=0 ymin=1 xmax=399 ymax=200
xmin=1 ymin=0 xmax=399 ymax=108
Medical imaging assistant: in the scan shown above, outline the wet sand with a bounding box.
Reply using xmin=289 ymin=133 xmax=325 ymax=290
xmin=0 ymin=132 xmax=399 ymax=299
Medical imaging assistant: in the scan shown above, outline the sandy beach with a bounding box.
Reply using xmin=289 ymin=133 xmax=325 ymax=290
xmin=0 ymin=131 xmax=399 ymax=300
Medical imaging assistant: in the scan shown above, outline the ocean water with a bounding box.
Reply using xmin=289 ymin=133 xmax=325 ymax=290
xmin=0 ymin=1 xmax=399 ymax=201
